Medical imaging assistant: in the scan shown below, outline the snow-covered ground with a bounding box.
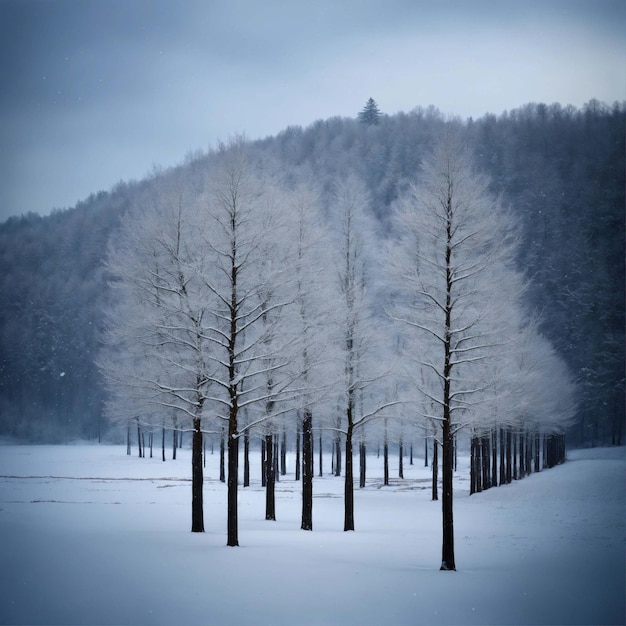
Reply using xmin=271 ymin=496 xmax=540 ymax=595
xmin=0 ymin=441 xmax=623 ymax=626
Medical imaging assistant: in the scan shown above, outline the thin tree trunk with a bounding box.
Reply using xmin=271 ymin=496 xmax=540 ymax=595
xmin=261 ymin=438 xmax=266 ymax=487
xmin=227 ymin=431 xmax=239 ymax=546
xmin=383 ymin=439 xmax=389 ymax=486
xmin=432 ymin=439 xmax=439 ymax=500
xmin=295 ymin=425 xmax=301 ymax=482
xmin=344 ymin=424 xmax=354 ymax=531
xmin=470 ymin=436 xmax=477 ymax=495
xmin=265 ymin=433 xmax=276 ymax=520
xmin=334 ymin=427 xmax=342 ymax=477
xmin=191 ymin=417 xmax=204 ymax=532
xmin=499 ymin=428 xmax=506 ymax=486
xmin=219 ymin=427 xmax=226 ymax=483
xmin=359 ymin=440 xmax=366 ymax=488
xmin=301 ymin=409 xmax=313 ymax=530
xmin=162 ymin=425 xmax=166 ymax=462
xmin=410 ymin=442 xmax=414 ymax=465
xmin=424 ymin=436 xmax=429 ymax=467
xmin=318 ymin=431 xmax=323 ymax=477
xmin=243 ymin=431 xmax=250 ymax=487
xmin=506 ymin=429 xmax=512 ymax=483
xmin=280 ymin=428 xmax=287 ymax=476
xmin=491 ymin=430 xmax=498 ymax=487
xmin=126 ymin=424 xmax=131 ymax=456
xmin=398 ymin=437 xmax=404 ymax=479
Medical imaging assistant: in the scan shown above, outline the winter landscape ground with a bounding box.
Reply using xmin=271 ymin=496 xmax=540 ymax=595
xmin=0 ymin=441 xmax=623 ymax=626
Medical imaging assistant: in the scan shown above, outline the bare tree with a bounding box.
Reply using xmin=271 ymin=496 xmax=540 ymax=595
xmin=386 ymin=128 xmax=526 ymax=570
xmin=100 ymin=170 xmax=210 ymax=532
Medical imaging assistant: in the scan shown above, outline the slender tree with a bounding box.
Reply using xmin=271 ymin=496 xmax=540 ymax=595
xmin=386 ymin=128 xmax=527 ymax=570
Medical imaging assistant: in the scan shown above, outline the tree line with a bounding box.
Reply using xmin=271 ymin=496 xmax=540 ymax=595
xmin=0 ymin=100 xmax=623 ymax=450
xmin=97 ymin=129 xmax=576 ymax=570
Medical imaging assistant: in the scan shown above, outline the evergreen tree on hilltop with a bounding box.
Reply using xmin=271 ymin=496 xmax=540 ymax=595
xmin=358 ymin=98 xmax=382 ymax=125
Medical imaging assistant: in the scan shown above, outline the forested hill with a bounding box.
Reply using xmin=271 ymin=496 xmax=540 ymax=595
xmin=0 ymin=100 xmax=624 ymax=445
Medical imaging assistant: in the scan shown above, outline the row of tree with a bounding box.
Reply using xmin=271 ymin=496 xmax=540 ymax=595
xmin=1 ymin=100 xmax=622 ymax=450
xmin=99 ymin=130 xmax=576 ymax=570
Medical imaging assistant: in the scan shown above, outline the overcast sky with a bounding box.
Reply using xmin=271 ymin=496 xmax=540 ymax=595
xmin=1 ymin=0 xmax=624 ymax=223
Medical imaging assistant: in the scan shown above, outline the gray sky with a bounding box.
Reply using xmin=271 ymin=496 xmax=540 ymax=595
xmin=1 ymin=0 xmax=624 ymax=223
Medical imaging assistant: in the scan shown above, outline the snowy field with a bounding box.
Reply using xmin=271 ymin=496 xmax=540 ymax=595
xmin=0 ymin=442 xmax=623 ymax=626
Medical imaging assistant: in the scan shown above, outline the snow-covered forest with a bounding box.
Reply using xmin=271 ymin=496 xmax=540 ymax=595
xmin=1 ymin=100 xmax=623 ymax=449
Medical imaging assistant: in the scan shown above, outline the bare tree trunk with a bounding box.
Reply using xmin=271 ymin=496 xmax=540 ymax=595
xmin=191 ymin=417 xmax=204 ymax=532
xmin=499 ymin=428 xmax=506 ymax=485
xmin=261 ymin=438 xmax=266 ymax=487
xmin=398 ymin=437 xmax=404 ymax=479
xmin=136 ymin=419 xmax=143 ymax=458
xmin=280 ymin=428 xmax=287 ymax=476
xmin=334 ymin=424 xmax=342 ymax=477
xmin=301 ymin=409 xmax=313 ymax=530
xmin=295 ymin=425 xmax=301 ymax=482
xmin=432 ymin=439 xmax=439 ymax=501
xmin=344 ymin=424 xmax=355 ymax=531
xmin=243 ymin=431 xmax=250 ymax=487
xmin=318 ymin=431 xmax=323 ymax=477
xmin=227 ymin=431 xmax=239 ymax=546
xmin=265 ymin=433 xmax=276 ymax=521
xmin=383 ymin=438 xmax=389 ymax=486
xmin=491 ymin=430 xmax=498 ymax=487
xmin=219 ymin=427 xmax=226 ymax=483
xmin=162 ymin=425 xmax=166 ymax=462
xmin=359 ymin=440 xmax=366 ymax=488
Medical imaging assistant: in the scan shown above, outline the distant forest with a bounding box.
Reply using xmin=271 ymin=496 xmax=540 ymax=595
xmin=0 ymin=100 xmax=623 ymax=446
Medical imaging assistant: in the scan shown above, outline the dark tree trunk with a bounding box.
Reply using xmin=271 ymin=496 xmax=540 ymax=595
xmin=219 ymin=427 xmax=226 ymax=483
xmin=424 ymin=436 xmax=429 ymax=467
xmin=383 ymin=439 xmax=389 ymax=486
xmin=273 ymin=438 xmax=280 ymax=483
xmin=499 ymin=428 xmax=506 ymax=486
xmin=334 ymin=429 xmax=342 ymax=477
xmin=227 ymin=432 xmax=239 ymax=546
xmin=344 ymin=424 xmax=354 ymax=531
xmin=410 ymin=442 xmax=414 ymax=465
xmin=162 ymin=425 xmax=166 ymax=462
xmin=243 ymin=431 xmax=250 ymax=487
xmin=513 ymin=432 xmax=518 ymax=479
xmin=265 ymin=433 xmax=276 ymax=521
xmin=398 ymin=437 xmax=404 ymax=479
xmin=491 ymin=431 xmax=498 ymax=487
xmin=280 ymin=429 xmax=287 ymax=476
xmin=481 ymin=436 xmax=490 ymax=489
xmin=506 ymin=429 xmax=512 ymax=483
xmin=301 ymin=409 xmax=313 ymax=530
xmin=172 ymin=423 xmax=177 ymax=460
xmin=137 ymin=420 xmax=142 ymax=458
xmin=359 ymin=440 xmax=366 ymax=488
xmin=432 ymin=438 xmax=439 ymax=501
xmin=191 ymin=417 xmax=204 ymax=532
xmin=148 ymin=431 xmax=153 ymax=458
xmin=261 ymin=437 xmax=266 ymax=487
xmin=440 ymin=416 xmax=455 ymax=570
xmin=126 ymin=424 xmax=131 ymax=456
xmin=470 ymin=437 xmax=477 ymax=495
xmin=534 ymin=432 xmax=541 ymax=472
xmin=318 ymin=431 xmax=323 ymax=477
xmin=295 ymin=426 xmax=301 ymax=482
